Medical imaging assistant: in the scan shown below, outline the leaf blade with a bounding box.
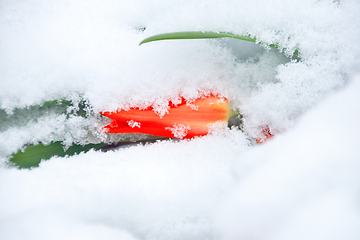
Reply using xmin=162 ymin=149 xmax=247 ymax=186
xmin=139 ymin=31 xmax=257 ymax=45
xmin=9 ymin=142 xmax=108 ymax=169
xmin=139 ymin=31 xmax=299 ymax=56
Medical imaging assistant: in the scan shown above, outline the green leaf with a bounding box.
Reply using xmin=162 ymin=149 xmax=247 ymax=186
xmin=9 ymin=142 xmax=108 ymax=169
xmin=8 ymin=135 xmax=173 ymax=169
xmin=139 ymin=31 xmax=299 ymax=56
xmin=139 ymin=31 xmax=257 ymax=45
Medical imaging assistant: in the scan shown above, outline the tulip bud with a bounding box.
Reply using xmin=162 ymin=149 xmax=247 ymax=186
xmin=100 ymin=95 xmax=231 ymax=139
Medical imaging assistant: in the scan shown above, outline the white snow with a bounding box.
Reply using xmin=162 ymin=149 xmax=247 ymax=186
xmin=1 ymin=0 xmax=360 ymax=239
xmin=215 ymin=76 xmax=360 ymax=240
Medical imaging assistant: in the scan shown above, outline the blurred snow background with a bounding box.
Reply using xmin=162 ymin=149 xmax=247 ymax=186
xmin=1 ymin=0 xmax=360 ymax=239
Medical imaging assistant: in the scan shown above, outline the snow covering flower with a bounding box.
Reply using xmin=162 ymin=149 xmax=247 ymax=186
xmin=100 ymin=95 xmax=231 ymax=139
xmin=256 ymin=125 xmax=274 ymax=143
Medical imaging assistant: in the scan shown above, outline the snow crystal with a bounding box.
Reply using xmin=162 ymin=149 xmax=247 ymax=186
xmin=127 ymin=120 xmax=141 ymax=128
xmin=165 ymin=123 xmax=191 ymax=139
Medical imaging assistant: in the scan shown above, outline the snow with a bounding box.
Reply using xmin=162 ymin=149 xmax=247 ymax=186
xmin=0 ymin=132 xmax=246 ymax=240
xmin=1 ymin=0 xmax=360 ymax=239
xmin=215 ymin=76 xmax=360 ymax=240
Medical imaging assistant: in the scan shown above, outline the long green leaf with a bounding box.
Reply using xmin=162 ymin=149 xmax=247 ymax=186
xmin=9 ymin=142 xmax=108 ymax=169
xmin=139 ymin=31 xmax=299 ymax=56
xmin=8 ymin=136 xmax=171 ymax=169
xmin=139 ymin=31 xmax=257 ymax=45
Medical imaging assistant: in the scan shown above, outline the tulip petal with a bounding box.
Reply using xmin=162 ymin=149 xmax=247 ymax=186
xmin=100 ymin=95 xmax=231 ymax=139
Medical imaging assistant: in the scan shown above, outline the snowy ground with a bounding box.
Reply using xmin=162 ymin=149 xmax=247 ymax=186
xmin=1 ymin=0 xmax=360 ymax=239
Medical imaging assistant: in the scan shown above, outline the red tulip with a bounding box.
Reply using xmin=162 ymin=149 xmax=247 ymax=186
xmin=100 ymin=95 xmax=231 ymax=139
